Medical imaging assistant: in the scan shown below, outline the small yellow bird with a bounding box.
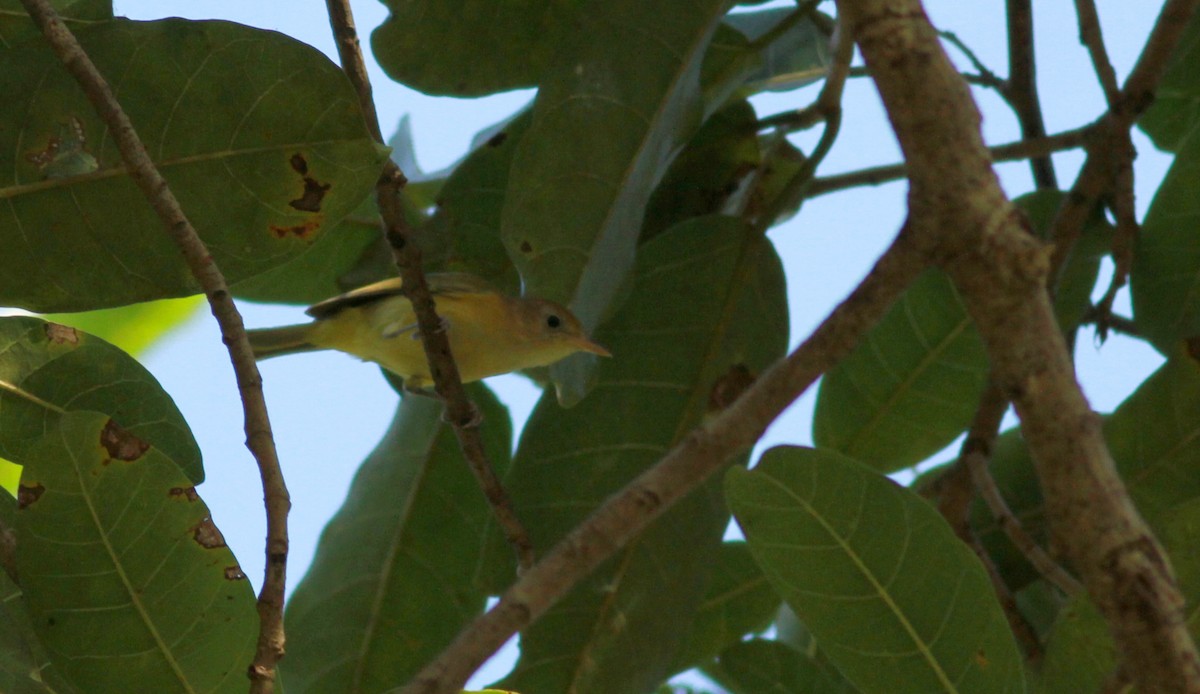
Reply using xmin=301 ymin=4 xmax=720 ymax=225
xmin=247 ymin=273 xmax=610 ymax=390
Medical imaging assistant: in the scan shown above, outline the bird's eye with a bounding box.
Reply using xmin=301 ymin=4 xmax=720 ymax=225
xmin=546 ymin=314 xmax=562 ymax=329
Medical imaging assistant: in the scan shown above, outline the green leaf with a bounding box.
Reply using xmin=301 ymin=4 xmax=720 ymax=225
xmin=1105 ymin=352 xmax=1200 ymax=527
xmin=419 ymin=112 xmax=532 ymax=296
xmin=501 ymin=0 xmax=730 ymax=391
xmin=1015 ymin=190 xmax=1111 ymax=333
xmin=281 ymin=384 xmax=513 ymax=693
xmin=497 ymin=216 xmax=788 ymax=694
xmin=1138 ymin=8 xmax=1200 ymax=151
xmin=0 ymin=0 xmax=111 ymax=48
xmin=229 ymin=192 xmax=386 ymax=305
xmin=0 ymin=18 xmax=389 ymax=312
xmin=0 ymin=569 xmax=78 ymax=693
xmin=724 ymin=8 xmax=830 ymax=94
xmin=15 ymin=411 xmax=256 ymax=693
xmin=643 ymin=100 xmax=761 ymax=242
xmin=1132 ymin=127 xmax=1200 ymax=350
xmin=812 ymin=268 xmax=989 ymax=471
xmin=671 ymin=542 xmax=783 ymax=675
xmin=44 ymin=295 xmax=202 ymax=356
xmin=1033 ymin=596 xmax=1113 ymax=694
xmin=371 ymin=0 xmax=551 ymax=96
xmin=0 ymin=316 xmax=202 ymax=483
xmin=711 ymin=639 xmax=853 ymax=694
xmin=727 ymin=446 xmax=1025 ymax=694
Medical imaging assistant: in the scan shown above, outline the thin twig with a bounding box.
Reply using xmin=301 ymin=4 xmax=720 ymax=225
xmin=939 ymin=30 xmax=1003 ymax=88
xmin=806 ymin=124 xmax=1091 ymax=198
xmin=398 ymin=230 xmax=929 ymax=694
xmin=967 ymin=452 xmax=1084 ymax=596
xmin=1081 ymin=307 xmax=1140 ymax=339
xmin=1005 ymin=0 xmax=1057 ymax=188
xmin=1074 ymin=0 xmax=1122 ymax=108
xmin=323 ymin=0 xmax=535 ymax=572
xmin=17 ymin=1 xmax=291 ymax=690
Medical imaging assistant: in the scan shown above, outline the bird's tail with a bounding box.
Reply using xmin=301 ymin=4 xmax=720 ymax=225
xmin=246 ymin=324 xmax=321 ymax=360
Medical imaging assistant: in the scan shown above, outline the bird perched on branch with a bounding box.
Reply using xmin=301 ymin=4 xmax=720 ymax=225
xmin=247 ymin=272 xmax=610 ymax=390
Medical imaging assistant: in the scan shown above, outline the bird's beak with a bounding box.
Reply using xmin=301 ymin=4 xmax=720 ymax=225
xmin=573 ymin=336 xmax=612 ymax=358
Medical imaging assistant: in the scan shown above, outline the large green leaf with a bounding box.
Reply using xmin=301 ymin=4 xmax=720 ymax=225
xmin=15 ymin=410 xmax=256 ymax=693
xmin=0 ymin=316 xmax=201 ymax=483
xmin=670 ymin=542 xmax=783 ymax=676
xmin=281 ymin=384 xmax=512 ymax=693
xmin=1132 ymin=127 xmax=1200 ymax=350
xmin=812 ymin=268 xmax=989 ymax=471
xmin=727 ymin=446 xmax=1024 ymax=694
xmin=371 ymin=0 xmax=552 ymax=96
xmin=0 ymin=18 xmax=389 ymax=312
xmin=709 ymin=639 xmax=853 ymax=694
xmin=1138 ymin=7 xmax=1200 ymax=151
xmin=496 ymin=216 xmax=788 ymax=694
xmin=500 ymin=0 xmax=729 ymax=385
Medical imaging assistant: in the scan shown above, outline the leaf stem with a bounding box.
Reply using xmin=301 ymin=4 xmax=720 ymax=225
xmin=16 ymin=1 xmax=291 ymax=690
xmin=322 ymin=0 xmax=535 ymax=572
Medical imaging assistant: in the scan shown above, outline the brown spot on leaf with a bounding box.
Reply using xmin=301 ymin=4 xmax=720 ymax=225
xmin=289 ymin=153 xmax=308 ymax=175
xmin=974 ymin=649 xmax=989 ymax=668
xmin=519 ymin=240 xmax=533 ymax=253
xmin=287 ymin=153 xmax=332 ymax=213
xmin=486 ymin=131 xmax=508 ymax=147
xmin=708 ymin=364 xmax=755 ymax=413
xmin=17 ymin=483 xmax=44 ymax=509
xmin=169 ymin=486 xmax=199 ymax=502
xmin=44 ymin=323 xmax=79 ymax=345
xmin=1186 ymin=336 xmax=1200 ymax=362
xmin=269 ymin=218 xmax=321 ymax=240
xmin=193 ymin=517 xmax=227 ymax=549
xmin=100 ymin=420 xmax=149 ymax=461
xmin=224 ymin=566 xmax=247 ymax=581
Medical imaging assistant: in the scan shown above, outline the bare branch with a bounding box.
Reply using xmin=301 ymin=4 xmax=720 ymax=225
xmin=838 ymin=0 xmax=1200 ymax=689
xmin=399 ymin=230 xmax=929 ymax=694
xmin=1005 ymin=0 xmax=1057 ymax=187
xmin=323 ymin=0 xmax=535 ymax=571
xmin=806 ymin=125 xmax=1090 ymax=197
xmin=16 ymin=1 xmax=291 ymax=689
xmin=1074 ymin=0 xmax=1122 ymax=107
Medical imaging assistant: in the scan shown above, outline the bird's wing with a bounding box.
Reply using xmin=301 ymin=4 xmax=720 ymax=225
xmin=305 ymin=273 xmax=499 ymax=320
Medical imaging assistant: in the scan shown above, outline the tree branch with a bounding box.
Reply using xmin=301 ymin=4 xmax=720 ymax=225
xmin=398 ymin=230 xmax=929 ymax=694
xmin=1074 ymin=0 xmax=1122 ymax=108
xmin=839 ymin=0 xmax=1200 ymax=689
xmin=806 ymin=125 xmax=1090 ymax=197
xmin=323 ymin=0 xmax=534 ymax=571
xmin=1005 ymin=0 xmax=1057 ymax=188
xmin=17 ymin=1 xmax=291 ymax=690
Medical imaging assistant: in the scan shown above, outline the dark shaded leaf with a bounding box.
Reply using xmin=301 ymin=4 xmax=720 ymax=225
xmin=282 ymin=384 xmax=512 ymax=692
xmin=671 ymin=542 xmax=783 ymax=675
xmin=1132 ymin=127 xmax=1200 ymax=350
xmin=1138 ymin=8 xmax=1200 ymax=151
xmin=710 ymin=639 xmax=853 ymax=694
xmin=371 ymin=0 xmax=552 ymax=96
